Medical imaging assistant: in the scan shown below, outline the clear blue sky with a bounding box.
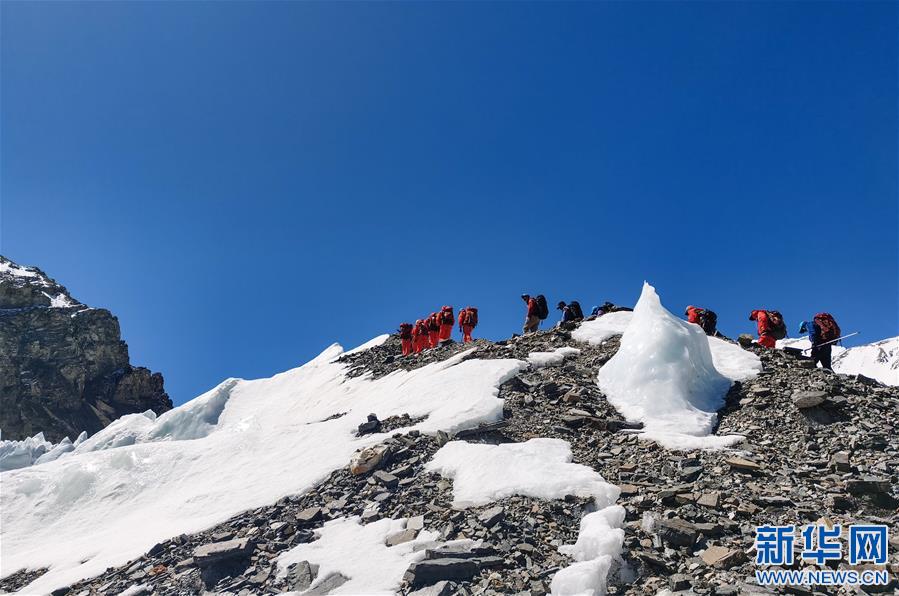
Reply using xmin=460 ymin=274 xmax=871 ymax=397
xmin=2 ymin=1 xmax=896 ymax=405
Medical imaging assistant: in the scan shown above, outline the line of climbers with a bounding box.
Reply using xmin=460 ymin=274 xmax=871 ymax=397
xmin=397 ymin=306 xmax=479 ymax=356
xmin=397 ymin=297 xmax=845 ymax=371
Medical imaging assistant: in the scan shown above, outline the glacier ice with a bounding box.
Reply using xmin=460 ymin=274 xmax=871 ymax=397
xmin=595 ymin=283 xmax=760 ymax=450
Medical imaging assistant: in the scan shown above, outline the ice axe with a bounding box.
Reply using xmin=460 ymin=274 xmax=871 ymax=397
xmin=801 ymin=332 xmax=859 ymax=353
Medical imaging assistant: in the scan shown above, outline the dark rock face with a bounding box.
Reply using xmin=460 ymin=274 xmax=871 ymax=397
xmin=0 ymin=256 xmax=171 ymax=442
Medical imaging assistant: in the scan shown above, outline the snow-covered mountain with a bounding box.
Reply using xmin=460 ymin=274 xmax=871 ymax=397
xmin=2 ymin=283 xmax=897 ymax=596
xmin=777 ymin=335 xmax=898 ymax=386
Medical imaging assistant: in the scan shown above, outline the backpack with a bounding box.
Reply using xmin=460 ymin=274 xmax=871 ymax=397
xmin=441 ymin=308 xmax=454 ymax=325
xmin=399 ymin=323 xmax=413 ymax=339
xmin=766 ymin=310 xmax=787 ymax=340
xmin=535 ymin=295 xmax=549 ymax=320
xmin=813 ymin=312 xmax=841 ymax=343
xmin=699 ymin=310 xmax=717 ymax=336
xmin=568 ymin=301 xmax=584 ymax=320
xmin=461 ymin=308 xmax=478 ymax=327
xmin=428 ymin=313 xmax=440 ymax=331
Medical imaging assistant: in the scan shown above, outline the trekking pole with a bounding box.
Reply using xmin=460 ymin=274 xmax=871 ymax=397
xmin=800 ymin=332 xmax=859 ymax=353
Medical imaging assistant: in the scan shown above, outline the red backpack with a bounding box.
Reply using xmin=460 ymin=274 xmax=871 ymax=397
xmin=460 ymin=307 xmax=478 ymax=327
xmin=440 ymin=307 xmax=454 ymax=325
xmin=814 ymin=313 xmax=841 ymax=343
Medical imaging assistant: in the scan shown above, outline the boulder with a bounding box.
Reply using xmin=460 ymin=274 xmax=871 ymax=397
xmin=349 ymin=444 xmax=390 ymax=475
xmin=192 ymin=538 xmax=254 ymax=567
xmin=792 ymin=390 xmax=827 ymax=409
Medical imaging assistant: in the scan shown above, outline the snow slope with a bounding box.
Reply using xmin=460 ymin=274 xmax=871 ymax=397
xmin=1 ymin=343 xmax=525 ymax=595
xmin=595 ymin=283 xmax=761 ymax=450
xmin=778 ymin=336 xmax=898 ymax=386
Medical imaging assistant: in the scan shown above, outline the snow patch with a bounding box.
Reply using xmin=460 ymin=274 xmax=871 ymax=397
xmin=779 ymin=336 xmax=898 ymax=386
xmin=276 ymin=516 xmax=441 ymax=594
xmin=596 ymin=283 xmax=759 ymax=450
xmin=1 ymin=341 xmax=525 ymax=594
xmin=43 ymin=291 xmax=75 ymax=308
xmin=0 ymin=260 xmax=40 ymax=278
xmin=528 ymin=347 xmax=581 ymax=368
xmin=551 ymin=506 xmax=626 ymax=596
xmin=571 ymin=311 xmax=634 ymax=345
xmin=425 ymin=438 xmax=619 ymax=509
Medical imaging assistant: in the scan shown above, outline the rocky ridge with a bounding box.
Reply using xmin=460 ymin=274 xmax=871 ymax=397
xmin=3 ymin=324 xmax=898 ymax=596
xmin=0 ymin=256 xmax=172 ymax=443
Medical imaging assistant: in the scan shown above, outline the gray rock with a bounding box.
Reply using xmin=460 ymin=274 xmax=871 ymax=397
xmin=285 ymin=560 xmax=319 ymax=592
xmin=192 ymin=538 xmax=255 ymax=567
xmin=305 ymin=571 xmax=349 ymax=595
xmin=296 ymin=507 xmax=323 ymax=523
xmin=373 ymin=470 xmax=399 ymax=489
xmin=386 ymin=528 xmax=418 ymax=546
xmin=408 ymin=581 xmax=455 ymax=596
xmin=657 ymin=518 xmax=698 ymax=547
xmin=478 ymin=506 xmax=505 ymax=528
xmin=405 ymin=558 xmax=480 ymax=587
xmin=669 ymin=573 xmax=692 ymax=591
xmin=792 ymin=390 xmax=827 ymax=409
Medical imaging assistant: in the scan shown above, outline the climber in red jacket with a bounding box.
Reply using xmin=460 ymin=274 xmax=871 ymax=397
xmin=398 ymin=323 xmax=414 ymax=356
xmin=438 ymin=306 xmax=454 ymax=342
xmin=458 ymin=307 xmax=478 ymax=343
xmin=685 ymin=306 xmax=703 ymax=325
xmin=412 ymin=319 xmax=429 ymax=354
xmin=427 ymin=312 xmax=440 ymax=349
xmin=749 ymin=309 xmax=785 ymax=349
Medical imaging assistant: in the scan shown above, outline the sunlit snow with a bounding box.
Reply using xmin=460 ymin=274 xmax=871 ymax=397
xmin=595 ymin=283 xmax=761 ymax=450
xmin=1 ymin=342 xmax=525 ymax=595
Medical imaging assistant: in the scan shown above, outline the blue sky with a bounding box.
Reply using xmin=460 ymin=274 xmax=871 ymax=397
xmin=2 ymin=1 xmax=896 ymax=405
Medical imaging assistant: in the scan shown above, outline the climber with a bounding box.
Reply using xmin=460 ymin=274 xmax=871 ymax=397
xmin=458 ymin=307 xmax=478 ymax=343
xmin=557 ymin=301 xmax=576 ymax=326
xmin=590 ymin=302 xmax=633 ymax=317
xmin=398 ymin=322 xmax=414 ymax=356
xmin=685 ymin=305 xmax=718 ymax=336
xmin=521 ymin=294 xmax=540 ymax=334
xmin=438 ymin=306 xmax=454 ymax=342
xmin=427 ymin=312 xmax=441 ymax=348
xmin=749 ymin=310 xmax=786 ymax=349
xmin=799 ymin=313 xmax=841 ymax=370
xmin=412 ymin=319 xmax=429 ymax=354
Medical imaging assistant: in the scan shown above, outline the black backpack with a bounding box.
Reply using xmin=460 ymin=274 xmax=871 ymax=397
xmin=767 ymin=310 xmax=787 ymax=340
xmin=699 ymin=310 xmax=717 ymax=336
xmin=568 ymin=301 xmax=584 ymax=320
xmin=535 ymin=295 xmax=549 ymax=320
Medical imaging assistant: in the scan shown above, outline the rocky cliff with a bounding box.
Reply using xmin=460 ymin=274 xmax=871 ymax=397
xmin=0 ymin=256 xmax=172 ymax=442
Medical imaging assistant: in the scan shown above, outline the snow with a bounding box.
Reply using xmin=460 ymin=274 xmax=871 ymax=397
xmin=426 ymin=438 xmax=619 ymax=509
xmin=1 ymin=340 xmax=525 ymax=595
xmin=276 ymin=516 xmax=441 ymax=594
xmin=596 ymin=283 xmax=760 ymax=450
xmin=779 ymin=336 xmax=899 ymax=386
xmin=339 ymin=333 xmax=390 ymax=357
xmin=551 ymin=506 xmax=626 ymax=596
xmin=528 ymin=347 xmax=581 ymax=368
xmin=0 ymin=433 xmax=54 ymax=472
xmin=0 ymin=260 xmax=40 ymax=278
xmin=571 ymin=311 xmax=634 ymax=345
xmin=43 ymin=291 xmax=76 ymax=308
